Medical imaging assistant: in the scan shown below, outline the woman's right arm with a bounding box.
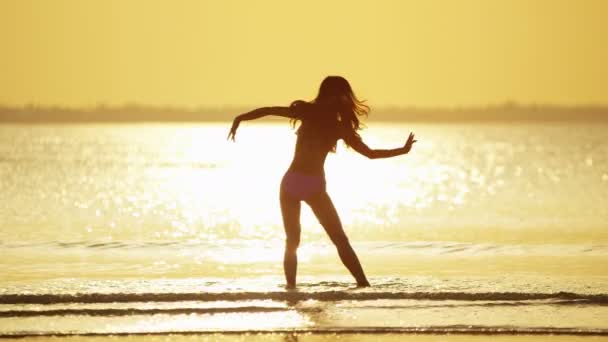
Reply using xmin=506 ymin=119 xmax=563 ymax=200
xmin=344 ymin=131 xmax=417 ymax=159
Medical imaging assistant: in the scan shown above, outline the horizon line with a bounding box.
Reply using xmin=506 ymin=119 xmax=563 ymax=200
xmin=2 ymin=102 xmax=608 ymax=123
xmin=2 ymin=102 xmax=608 ymax=111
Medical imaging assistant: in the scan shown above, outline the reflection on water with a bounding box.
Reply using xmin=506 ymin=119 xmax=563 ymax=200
xmin=2 ymin=276 xmax=608 ymax=335
xmin=1 ymin=122 xmax=606 ymax=245
xmin=0 ymin=122 xmax=607 ymax=286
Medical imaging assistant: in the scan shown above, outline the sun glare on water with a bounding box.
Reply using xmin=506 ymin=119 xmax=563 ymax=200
xmin=135 ymin=122 xmax=425 ymax=268
xmin=136 ymin=122 xmax=490 ymax=246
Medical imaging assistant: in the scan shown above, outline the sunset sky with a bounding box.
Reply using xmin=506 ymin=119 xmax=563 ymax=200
xmin=1 ymin=0 xmax=607 ymax=108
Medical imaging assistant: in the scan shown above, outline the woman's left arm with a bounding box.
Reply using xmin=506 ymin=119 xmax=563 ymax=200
xmin=227 ymin=106 xmax=293 ymax=141
xmin=239 ymin=106 xmax=293 ymax=121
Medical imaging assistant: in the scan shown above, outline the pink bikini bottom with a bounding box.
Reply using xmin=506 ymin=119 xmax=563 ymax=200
xmin=280 ymin=171 xmax=326 ymax=201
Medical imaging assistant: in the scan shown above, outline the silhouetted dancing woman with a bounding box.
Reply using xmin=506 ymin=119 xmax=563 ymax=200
xmin=228 ymin=76 xmax=416 ymax=288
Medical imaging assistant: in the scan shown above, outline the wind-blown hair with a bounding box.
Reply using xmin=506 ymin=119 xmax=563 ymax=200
xmin=291 ymin=76 xmax=369 ymax=149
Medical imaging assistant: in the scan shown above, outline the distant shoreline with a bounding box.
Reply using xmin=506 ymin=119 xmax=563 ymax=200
xmin=1 ymin=104 xmax=607 ymax=123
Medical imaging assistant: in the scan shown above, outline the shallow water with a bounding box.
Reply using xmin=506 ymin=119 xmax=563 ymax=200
xmin=0 ymin=122 xmax=607 ymax=336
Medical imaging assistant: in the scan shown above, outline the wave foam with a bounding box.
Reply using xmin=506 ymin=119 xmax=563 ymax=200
xmin=1 ymin=291 xmax=607 ymax=305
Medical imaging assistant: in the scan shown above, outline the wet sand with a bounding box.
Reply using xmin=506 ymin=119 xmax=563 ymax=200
xmin=6 ymin=333 xmax=608 ymax=342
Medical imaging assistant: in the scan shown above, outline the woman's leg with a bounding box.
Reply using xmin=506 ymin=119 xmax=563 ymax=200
xmin=306 ymin=192 xmax=370 ymax=286
xmin=280 ymin=190 xmax=301 ymax=288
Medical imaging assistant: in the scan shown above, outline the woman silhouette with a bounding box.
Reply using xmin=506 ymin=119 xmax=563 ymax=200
xmin=228 ymin=76 xmax=416 ymax=288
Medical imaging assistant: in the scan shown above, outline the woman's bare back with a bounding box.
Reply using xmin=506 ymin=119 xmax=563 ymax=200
xmin=287 ymin=104 xmax=341 ymax=175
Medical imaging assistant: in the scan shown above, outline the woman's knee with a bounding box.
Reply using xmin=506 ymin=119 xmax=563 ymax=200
xmin=331 ymin=234 xmax=350 ymax=250
xmin=285 ymin=235 xmax=300 ymax=251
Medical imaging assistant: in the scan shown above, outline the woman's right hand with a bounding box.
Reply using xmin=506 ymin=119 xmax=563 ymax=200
xmin=403 ymin=132 xmax=417 ymax=153
xmin=227 ymin=117 xmax=241 ymax=141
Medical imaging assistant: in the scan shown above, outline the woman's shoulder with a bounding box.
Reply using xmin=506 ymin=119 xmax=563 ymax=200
xmin=336 ymin=122 xmax=360 ymax=140
xmin=290 ymin=99 xmax=310 ymax=107
xmin=289 ymin=100 xmax=313 ymax=116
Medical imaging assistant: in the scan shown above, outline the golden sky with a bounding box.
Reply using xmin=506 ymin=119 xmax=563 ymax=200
xmin=1 ymin=0 xmax=607 ymax=107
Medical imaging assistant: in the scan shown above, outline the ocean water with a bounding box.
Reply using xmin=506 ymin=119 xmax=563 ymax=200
xmin=0 ymin=122 xmax=607 ymax=337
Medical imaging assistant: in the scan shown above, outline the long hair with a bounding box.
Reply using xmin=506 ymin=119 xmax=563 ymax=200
xmin=291 ymin=76 xmax=369 ymax=149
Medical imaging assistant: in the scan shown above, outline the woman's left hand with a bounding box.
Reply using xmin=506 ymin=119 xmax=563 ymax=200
xmin=227 ymin=117 xmax=241 ymax=141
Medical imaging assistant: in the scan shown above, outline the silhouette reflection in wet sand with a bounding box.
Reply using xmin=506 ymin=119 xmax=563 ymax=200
xmin=228 ymin=76 xmax=416 ymax=288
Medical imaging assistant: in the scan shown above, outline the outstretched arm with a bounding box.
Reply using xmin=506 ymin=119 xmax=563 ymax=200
xmin=344 ymin=132 xmax=417 ymax=159
xmin=227 ymin=106 xmax=292 ymax=141
xmin=237 ymin=106 xmax=294 ymax=121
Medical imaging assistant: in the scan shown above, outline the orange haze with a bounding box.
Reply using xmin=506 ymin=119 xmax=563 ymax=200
xmin=1 ymin=0 xmax=607 ymax=107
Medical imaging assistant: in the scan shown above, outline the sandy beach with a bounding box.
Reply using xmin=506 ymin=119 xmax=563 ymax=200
xmin=6 ymin=334 xmax=608 ymax=341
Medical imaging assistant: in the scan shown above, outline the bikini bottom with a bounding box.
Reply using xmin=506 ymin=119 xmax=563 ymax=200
xmin=280 ymin=171 xmax=326 ymax=201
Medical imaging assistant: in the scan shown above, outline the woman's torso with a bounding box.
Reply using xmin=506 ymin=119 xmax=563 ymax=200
xmin=287 ymin=104 xmax=342 ymax=176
